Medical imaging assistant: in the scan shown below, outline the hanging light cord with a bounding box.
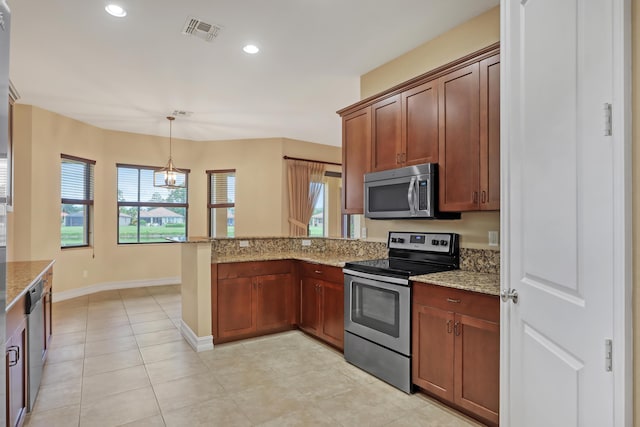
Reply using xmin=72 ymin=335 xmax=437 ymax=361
xmin=167 ymin=116 xmax=175 ymax=163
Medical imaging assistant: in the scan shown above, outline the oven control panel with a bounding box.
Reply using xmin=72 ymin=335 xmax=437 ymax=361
xmin=388 ymin=232 xmax=457 ymax=253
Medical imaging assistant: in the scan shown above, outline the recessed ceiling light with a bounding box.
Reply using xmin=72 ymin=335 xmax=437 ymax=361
xmin=105 ymin=4 xmax=127 ymax=18
xmin=243 ymin=44 xmax=259 ymax=54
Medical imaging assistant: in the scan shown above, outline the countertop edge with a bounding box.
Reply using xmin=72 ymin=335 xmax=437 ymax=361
xmin=6 ymin=259 xmax=56 ymax=312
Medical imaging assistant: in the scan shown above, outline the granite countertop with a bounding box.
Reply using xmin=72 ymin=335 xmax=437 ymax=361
xmin=213 ymin=252 xmax=500 ymax=296
xmin=6 ymin=260 xmax=55 ymax=310
xmin=411 ymin=270 xmax=501 ymax=296
xmin=212 ymin=252 xmax=374 ymax=268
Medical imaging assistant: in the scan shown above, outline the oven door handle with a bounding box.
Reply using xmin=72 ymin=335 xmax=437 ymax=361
xmin=343 ymin=269 xmax=409 ymax=286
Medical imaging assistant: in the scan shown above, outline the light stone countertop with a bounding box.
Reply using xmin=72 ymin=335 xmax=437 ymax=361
xmin=6 ymin=260 xmax=55 ymax=310
xmin=410 ymin=270 xmax=501 ymax=296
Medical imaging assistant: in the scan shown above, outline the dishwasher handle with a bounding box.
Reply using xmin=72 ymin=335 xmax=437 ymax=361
xmin=25 ymin=279 xmax=44 ymax=314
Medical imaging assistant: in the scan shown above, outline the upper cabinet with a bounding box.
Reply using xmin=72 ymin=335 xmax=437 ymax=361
xmin=437 ymin=63 xmax=481 ymax=212
xmin=338 ymin=43 xmax=500 ymax=215
xmin=342 ymin=108 xmax=371 ymax=214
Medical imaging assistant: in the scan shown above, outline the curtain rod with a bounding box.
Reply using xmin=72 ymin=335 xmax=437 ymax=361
xmin=283 ymin=156 xmax=342 ymax=166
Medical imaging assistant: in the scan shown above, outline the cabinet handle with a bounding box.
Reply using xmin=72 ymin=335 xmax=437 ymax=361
xmin=481 ymin=190 xmax=487 ymax=204
xmin=454 ymin=322 xmax=461 ymax=336
xmin=446 ymin=319 xmax=452 ymax=334
xmin=446 ymin=298 xmax=461 ymax=304
xmin=402 ymin=153 xmax=406 ymax=163
xmin=396 ymin=153 xmax=401 ymax=164
xmin=314 ymin=270 xmax=323 ymax=274
xmin=472 ymin=191 xmax=478 ymax=203
xmin=7 ymin=346 xmax=19 ymax=367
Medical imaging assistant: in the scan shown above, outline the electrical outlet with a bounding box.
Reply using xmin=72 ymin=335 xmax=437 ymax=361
xmin=82 ymin=270 xmax=88 ymax=278
xmin=301 ymin=239 xmax=312 ymax=247
xmin=488 ymin=231 xmax=499 ymax=246
xmin=361 ymin=227 xmax=367 ymax=239
xmin=239 ymin=240 xmax=250 ymax=248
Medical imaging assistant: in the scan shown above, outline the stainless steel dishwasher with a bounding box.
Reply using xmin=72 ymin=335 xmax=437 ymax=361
xmin=25 ymin=278 xmax=44 ymax=412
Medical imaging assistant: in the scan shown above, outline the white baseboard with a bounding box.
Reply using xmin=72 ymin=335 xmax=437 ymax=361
xmin=52 ymin=276 xmax=181 ymax=302
xmin=180 ymin=320 xmax=214 ymax=352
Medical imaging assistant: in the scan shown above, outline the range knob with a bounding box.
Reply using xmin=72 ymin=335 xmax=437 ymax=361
xmin=440 ymin=240 xmax=448 ymax=246
xmin=432 ymin=239 xmax=439 ymax=246
xmin=397 ymin=238 xmax=405 ymax=244
xmin=390 ymin=238 xmax=398 ymax=243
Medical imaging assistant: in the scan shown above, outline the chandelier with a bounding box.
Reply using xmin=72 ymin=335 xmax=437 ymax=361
xmin=153 ymin=116 xmax=186 ymax=189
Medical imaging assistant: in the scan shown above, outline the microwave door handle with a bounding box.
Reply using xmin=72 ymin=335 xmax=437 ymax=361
xmin=408 ymin=176 xmax=417 ymax=216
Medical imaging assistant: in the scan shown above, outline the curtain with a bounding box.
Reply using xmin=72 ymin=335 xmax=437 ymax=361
xmin=287 ymin=159 xmax=326 ymax=236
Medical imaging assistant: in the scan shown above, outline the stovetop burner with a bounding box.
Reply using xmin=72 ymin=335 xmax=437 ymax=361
xmin=344 ymin=231 xmax=459 ymax=278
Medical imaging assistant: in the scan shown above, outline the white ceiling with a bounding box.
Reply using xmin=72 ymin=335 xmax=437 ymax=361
xmin=8 ymin=0 xmax=498 ymax=146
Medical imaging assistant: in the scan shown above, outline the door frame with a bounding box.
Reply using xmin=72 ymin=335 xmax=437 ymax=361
xmin=498 ymin=0 xmax=633 ymax=426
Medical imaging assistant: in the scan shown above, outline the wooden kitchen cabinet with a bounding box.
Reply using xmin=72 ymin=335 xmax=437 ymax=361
xmin=341 ymin=107 xmax=371 ymax=214
xmin=402 ymin=80 xmax=439 ymax=166
xmin=439 ymin=55 xmax=500 ymax=212
xmin=437 ymin=62 xmax=481 ymax=212
xmin=338 ymin=43 xmax=500 ymax=214
xmin=298 ymin=263 xmax=344 ymax=350
xmin=412 ymin=283 xmax=499 ymax=426
xmin=214 ymin=261 xmax=294 ymax=343
xmin=371 ymin=85 xmax=439 ymax=172
xmin=371 ymin=94 xmax=402 ymax=172
xmin=479 ymin=54 xmax=501 ymax=210
xmin=6 ymin=296 xmax=27 ymax=427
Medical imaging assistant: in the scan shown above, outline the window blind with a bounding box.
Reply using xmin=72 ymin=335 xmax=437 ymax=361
xmin=61 ymin=155 xmax=95 ymax=204
xmin=208 ymin=170 xmax=236 ymax=207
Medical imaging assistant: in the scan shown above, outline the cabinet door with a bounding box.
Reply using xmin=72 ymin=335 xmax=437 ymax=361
xmin=403 ymin=81 xmax=439 ymax=166
xmin=43 ymin=269 xmax=53 ymax=355
xmin=319 ymin=280 xmax=344 ymax=350
xmin=371 ymin=94 xmax=402 ymax=172
xmin=299 ymin=278 xmax=319 ymax=334
xmin=6 ymin=328 xmax=26 ymax=427
xmin=217 ymin=277 xmax=255 ymax=338
xmin=438 ymin=63 xmax=480 ymax=211
xmin=412 ymin=303 xmax=455 ymax=401
xmin=342 ymin=108 xmax=371 ymax=214
xmin=256 ymin=273 xmax=292 ymax=331
xmin=479 ymin=54 xmax=501 ymax=211
xmin=454 ymin=313 xmax=500 ymax=425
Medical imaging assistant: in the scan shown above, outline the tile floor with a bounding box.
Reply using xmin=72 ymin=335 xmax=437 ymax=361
xmin=24 ymin=285 xmax=485 ymax=427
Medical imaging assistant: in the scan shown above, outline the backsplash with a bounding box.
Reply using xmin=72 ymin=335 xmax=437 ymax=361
xmin=211 ymin=237 xmax=387 ymax=261
xmin=460 ymin=248 xmax=500 ymax=274
xmin=210 ymin=237 xmax=498 ymax=274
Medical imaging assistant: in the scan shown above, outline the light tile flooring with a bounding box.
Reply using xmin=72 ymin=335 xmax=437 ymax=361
xmin=24 ymin=285 xmax=485 ymax=427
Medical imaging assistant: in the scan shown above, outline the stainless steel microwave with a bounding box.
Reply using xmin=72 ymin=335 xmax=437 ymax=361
xmin=364 ymin=163 xmax=460 ymax=220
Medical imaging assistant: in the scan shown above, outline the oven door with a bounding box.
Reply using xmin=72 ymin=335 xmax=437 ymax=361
xmin=343 ymin=269 xmax=411 ymax=356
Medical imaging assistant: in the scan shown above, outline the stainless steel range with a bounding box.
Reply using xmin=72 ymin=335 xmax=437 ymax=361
xmin=343 ymin=231 xmax=459 ymax=393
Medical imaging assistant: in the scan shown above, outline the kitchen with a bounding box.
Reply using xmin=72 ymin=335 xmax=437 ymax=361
xmin=0 ymin=1 xmax=634 ymax=427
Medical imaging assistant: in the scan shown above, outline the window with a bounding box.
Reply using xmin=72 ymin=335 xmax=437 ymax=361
xmin=308 ymin=183 xmax=325 ymax=237
xmin=208 ymin=170 xmax=235 ymax=238
xmin=61 ymin=154 xmax=95 ymax=248
xmin=117 ymin=164 xmax=189 ymax=244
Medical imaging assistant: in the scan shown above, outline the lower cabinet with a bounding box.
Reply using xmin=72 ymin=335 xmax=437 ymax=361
xmin=413 ymin=283 xmax=499 ymax=426
xmin=6 ymin=297 xmax=27 ymax=427
xmin=298 ymin=263 xmax=344 ymax=350
xmin=43 ymin=268 xmax=53 ymax=358
xmin=214 ymin=261 xmax=294 ymax=342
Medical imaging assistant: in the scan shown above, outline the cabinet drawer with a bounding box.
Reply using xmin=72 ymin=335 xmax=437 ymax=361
xmin=299 ymin=262 xmax=343 ymax=284
xmin=218 ymin=260 xmax=292 ymax=279
xmin=413 ymin=282 xmax=499 ymax=323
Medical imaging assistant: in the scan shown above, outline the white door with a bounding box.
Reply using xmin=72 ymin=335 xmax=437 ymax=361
xmin=500 ymin=0 xmax=630 ymax=426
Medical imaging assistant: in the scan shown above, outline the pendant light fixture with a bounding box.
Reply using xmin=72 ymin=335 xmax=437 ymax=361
xmin=153 ymin=116 xmax=186 ymax=189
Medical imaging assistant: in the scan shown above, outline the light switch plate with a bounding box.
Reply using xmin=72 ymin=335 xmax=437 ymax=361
xmin=239 ymin=240 xmax=250 ymax=248
xmin=301 ymin=239 xmax=312 ymax=246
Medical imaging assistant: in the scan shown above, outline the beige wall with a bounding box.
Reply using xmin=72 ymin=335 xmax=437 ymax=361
xmin=361 ymin=7 xmax=500 ymax=98
xmin=357 ymin=6 xmax=501 ymax=249
xmin=633 ymin=0 xmax=639 ymax=422
xmin=8 ymin=106 xmax=340 ymax=295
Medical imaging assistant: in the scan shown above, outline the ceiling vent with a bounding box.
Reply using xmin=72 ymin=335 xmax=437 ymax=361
xmin=171 ymin=110 xmax=193 ymax=118
xmin=182 ymin=17 xmax=222 ymax=42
